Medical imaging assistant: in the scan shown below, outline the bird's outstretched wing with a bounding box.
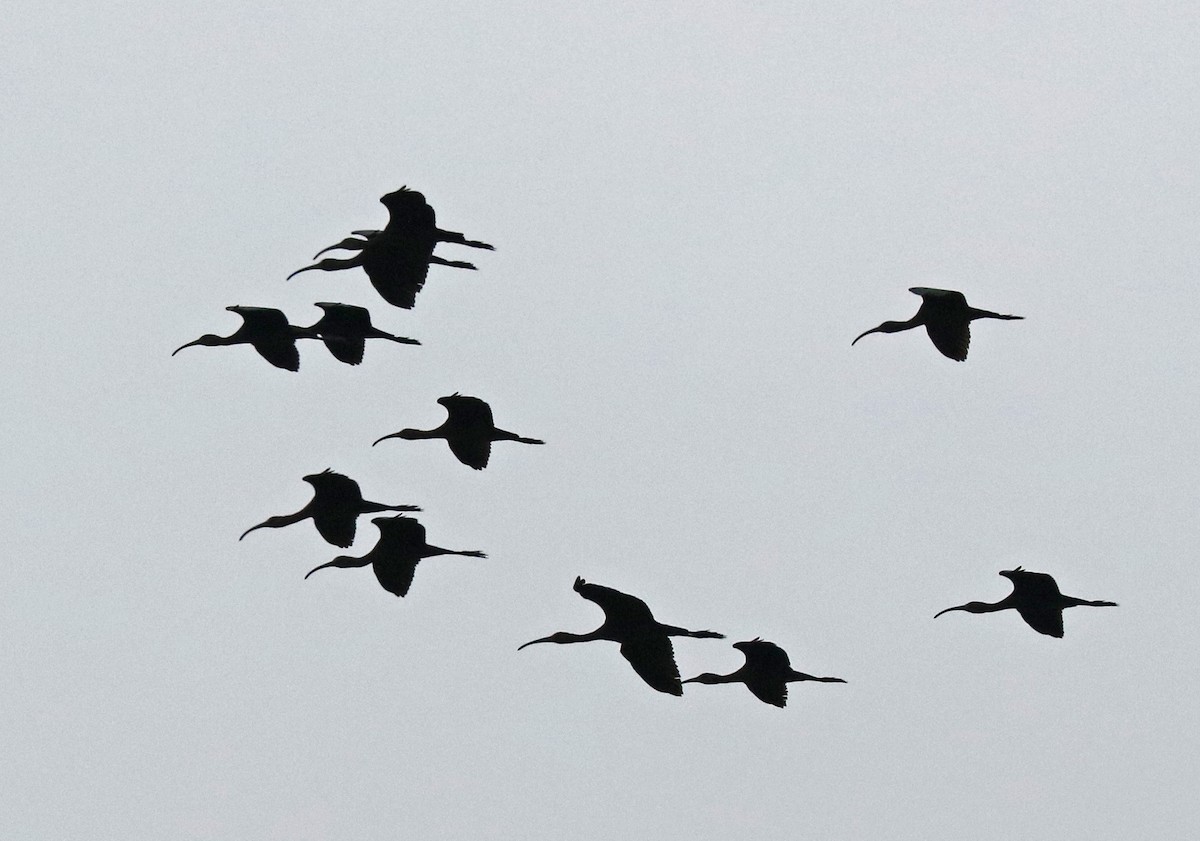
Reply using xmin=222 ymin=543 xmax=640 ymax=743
xmin=1015 ymin=603 xmax=1065 ymax=638
xmin=372 ymin=551 xmax=420 ymax=597
xmin=744 ymin=677 xmax=788 ymax=707
xmin=573 ymin=578 xmax=658 ymax=628
xmin=362 ymin=238 xmax=432 ymax=310
xmin=924 ymin=320 xmax=970 ymax=361
xmin=620 ymin=634 xmax=683 ymax=696
xmin=442 ymin=396 xmax=497 ymax=469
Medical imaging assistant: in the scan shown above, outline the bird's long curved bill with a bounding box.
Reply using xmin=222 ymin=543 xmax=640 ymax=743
xmin=304 ymin=561 xmax=338 ymax=579
xmin=517 ymin=635 xmax=554 ymax=651
xmin=850 ymin=326 xmax=882 ymax=346
xmin=933 ymin=604 xmax=965 ymax=619
xmin=238 ymin=521 xmax=267 ymax=541
xmin=171 ymin=338 xmax=203 ymax=356
xmin=372 ymin=431 xmax=403 ymax=446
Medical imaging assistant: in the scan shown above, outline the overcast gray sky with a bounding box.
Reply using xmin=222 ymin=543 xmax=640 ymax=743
xmin=4 ymin=3 xmax=1199 ymax=839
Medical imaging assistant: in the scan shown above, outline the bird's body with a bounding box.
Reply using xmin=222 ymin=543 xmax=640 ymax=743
xmin=682 ymin=638 xmax=845 ymax=707
xmin=304 ymin=515 xmax=485 ymax=597
xmin=301 ymin=302 xmax=419 ymax=365
xmin=240 ymin=470 xmax=420 ymax=548
xmin=852 ymin=287 xmax=1023 ymax=360
xmin=172 ymin=306 xmax=318 ymax=371
xmin=287 ymin=187 xmax=494 ymax=309
xmin=519 ymin=577 xmax=724 ymax=696
xmin=935 ymin=567 xmax=1117 ymax=637
xmin=373 ymin=393 xmax=544 ymax=470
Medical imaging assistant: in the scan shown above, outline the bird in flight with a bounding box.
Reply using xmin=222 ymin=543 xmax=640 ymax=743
xmin=373 ymin=394 xmax=544 ymax=470
xmin=287 ymin=187 xmax=494 ymax=309
xmin=240 ymin=469 xmax=421 ymax=548
xmin=304 ymin=515 xmax=485 ymax=598
xmin=300 ymin=302 xmax=419 ymax=366
xmin=852 ymin=287 xmax=1023 ymax=360
xmin=172 ymin=306 xmax=318 ymax=371
xmin=935 ymin=567 xmax=1117 ymax=637
xmin=519 ymin=576 xmax=724 ymax=696
xmin=683 ymin=638 xmax=845 ymax=707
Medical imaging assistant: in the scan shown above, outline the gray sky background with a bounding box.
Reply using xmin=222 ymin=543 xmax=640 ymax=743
xmin=4 ymin=3 xmax=1198 ymax=839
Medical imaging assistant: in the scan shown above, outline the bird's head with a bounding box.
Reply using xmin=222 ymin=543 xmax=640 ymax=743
xmin=171 ymin=334 xmax=221 ymax=355
xmin=518 ymin=631 xmax=576 ymax=651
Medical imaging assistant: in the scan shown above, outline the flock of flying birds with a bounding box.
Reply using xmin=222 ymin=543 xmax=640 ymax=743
xmin=173 ymin=187 xmax=1117 ymax=708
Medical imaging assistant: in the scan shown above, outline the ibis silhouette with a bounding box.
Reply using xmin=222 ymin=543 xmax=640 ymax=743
xmin=240 ymin=469 xmax=421 ymax=548
xmin=852 ymin=287 xmax=1023 ymax=360
xmin=373 ymin=394 xmax=544 ymax=470
xmin=301 ymin=302 xmax=419 ymax=365
xmin=172 ymin=306 xmax=318 ymax=371
xmin=519 ymin=576 xmax=724 ymax=696
xmin=935 ymin=567 xmax=1117 ymax=637
xmin=683 ymin=638 xmax=845 ymax=707
xmin=304 ymin=515 xmax=485 ymax=598
xmin=287 ymin=187 xmax=493 ymax=309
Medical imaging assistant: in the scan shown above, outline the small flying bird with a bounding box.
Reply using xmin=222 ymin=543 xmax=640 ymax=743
xmin=935 ymin=567 xmax=1117 ymax=638
xmin=300 ymin=302 xmax=419 ymax=365
xmin=852 ymin=287 xmax=1023 ymax=361
xmin=304 ymin=515 xmax=486 ymax=598
xmin=172 ymin=306 xmax=318 ymax=371
xmin=373 ymin=394 xmax=544 ymax=470
xmin=239 ymin=469 xmax=421 ymax=548
xmin=682 ymin=638 xmax=845 ymax=708
xmin=519 ymin=577 xmax=724 ymax=696
xmin=287 ymin=187 xmax=494 ymax=309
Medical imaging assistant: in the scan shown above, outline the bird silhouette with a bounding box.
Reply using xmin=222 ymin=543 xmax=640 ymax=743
xmin=172 ymin=306 xmax=318 ymax=371
xmin=852 ymin=287 xmax=1023 ymax=360
xmin=304 ymin=515 xmax=486 ymax=597
xmin=373 ymin=394 xmax=544 ymax=470
xmin=519 ymin=576 xmax=724 ymax=696
xmin=239 ymin=469 xmax=421 ymax=548
xmin=287 ymin=187 xmax=493 ymax=309
xmin=935 ymin=567 xmax=1117 ymax=637
xmin=682 ymin=638 xmax=845 ymax=707
xmin=300 ymin=302 xmax=420 ymax=365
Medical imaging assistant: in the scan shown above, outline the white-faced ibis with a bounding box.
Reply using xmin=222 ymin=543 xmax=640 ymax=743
xmin=852 ymin=287 xmax=1023 ymax=361
xmin=172 ymin=306 xmax=318 ymax=371
xmin=682 ymin=638 xmax=845 ymax=707
xmin=239 ymin=469 xmax=421 ymax=548
xmin=935 ymin=567 xmax=1117 ymax=638
xmin=287 ymin=187 xmax=493 ymax=309
xmin=304 ymin=515 xmax=485 ymax=598
xmin=301 ymin=302 xmax=419 ymax=365
xmin=373 ymin=394 xmax=544 ymax=470
xmin=519 ymin=576 xmax=724 ymax=696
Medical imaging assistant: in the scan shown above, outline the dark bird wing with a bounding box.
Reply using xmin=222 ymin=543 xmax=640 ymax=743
xmin=573 ymin=578 xmax=658 ymax=628
xmin=312 ymin=304 xmax=370 ymax=365
xmin=362 ymin=236 xmax=432 ymax=310
xmin=442 ymin=395 xmax=497 ymax=469
xmin=305 ymin=471 xmax=365 ymax=547
xmin=737 ymin=640 xmax=791 ymax=707
xmin=924 ymin=318 xmax=970 ymax=361
xmin=1008 ymin=570 xmax=1067 ymax=637
xmin=619 ymin=634 xmax=683 ymax=696
xmin=369 ymin=517 xmax=427 ymax=596
xmin=230 ymin=306 xmax=302 ymax=370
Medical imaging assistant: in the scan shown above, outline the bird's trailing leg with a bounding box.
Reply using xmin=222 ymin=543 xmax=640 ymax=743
xmin=430 ymin=256 xmax=477 ymax=270
xmin=423 ymin=544 xmax=487 ymax=559
xmin=437 ymin=229 xmax=495 ymax=251
xmin=659 ymin=624 xmax=725 ymax=640
xmin=494 ymin=428 xmax=545 ymax=446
